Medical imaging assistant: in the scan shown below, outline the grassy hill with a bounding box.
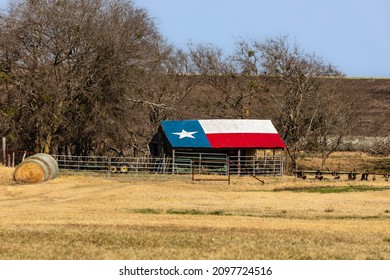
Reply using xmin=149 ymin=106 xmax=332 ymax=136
xmin=336 ymin=78 xmax=390 ymax=136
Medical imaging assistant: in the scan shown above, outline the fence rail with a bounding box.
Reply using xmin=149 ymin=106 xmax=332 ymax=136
xmin=230 ymin=156 xmax=284 ymax=176
xmin=2 ymin=151 xmax=284 ymax=179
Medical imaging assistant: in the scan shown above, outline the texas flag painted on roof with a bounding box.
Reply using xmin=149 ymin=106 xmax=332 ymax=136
xmin=161 ymin=119 xmax=286 ymax=149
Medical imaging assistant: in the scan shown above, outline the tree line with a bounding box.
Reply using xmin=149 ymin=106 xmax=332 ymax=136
xmin=0 ymin=0 xmax=350 ymax=171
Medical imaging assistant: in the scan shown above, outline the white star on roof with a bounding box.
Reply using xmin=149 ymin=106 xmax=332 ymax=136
xmin=173 ymin=129 xmax=197 ymax=139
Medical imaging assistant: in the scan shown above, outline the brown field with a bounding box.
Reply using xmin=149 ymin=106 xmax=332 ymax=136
xmin=1 ymin=163 xmax=390 ymax=260
xmin=296 ymin=151 xmax=390 ymax=173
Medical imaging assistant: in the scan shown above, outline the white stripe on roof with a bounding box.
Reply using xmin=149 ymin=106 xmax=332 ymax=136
xmin=199 ymin=119 xmax=278 ymax=134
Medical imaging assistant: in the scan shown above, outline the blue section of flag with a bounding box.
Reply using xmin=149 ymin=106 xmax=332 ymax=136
xmin=161 ymin=120 xmax=211 ymax=148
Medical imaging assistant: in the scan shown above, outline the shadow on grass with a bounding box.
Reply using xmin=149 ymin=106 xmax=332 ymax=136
xmin=275 ymin=185 xmax=390 ymax=193
xmin=131 ymin=208 xmax=228 ymax=216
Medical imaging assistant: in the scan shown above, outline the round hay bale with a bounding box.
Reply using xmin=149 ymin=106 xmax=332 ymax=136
xmin=14 ymin=158 xmax=50 ymax=183
xmin=29 ymin=153 xmax=59 ymax=179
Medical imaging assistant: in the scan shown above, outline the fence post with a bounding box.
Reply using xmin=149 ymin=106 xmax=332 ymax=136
xmin=227 ymin=157 xmax=231 ymax=185
xmin=108 ymin=157 xmax=111 ymax=178
xmin=191 ymin=157 xmax=195 ymax=182
xmin=2 ymin=137 xmax=6 ymax=166
xmin=281 ymin=156 xmax=284 ymax=176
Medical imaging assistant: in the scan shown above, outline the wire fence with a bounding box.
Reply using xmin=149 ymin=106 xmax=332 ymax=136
xmin=174 ymin=151 xmax=284 ymax=177
xmin=54 ymin=153 xmax=284 ymax=178
xmin=54 ymin=155 xmax=176 ymax=179
xmin=2 ymin=149 xmax=285 ymax=180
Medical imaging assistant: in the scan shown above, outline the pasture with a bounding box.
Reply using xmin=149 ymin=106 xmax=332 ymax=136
xmin=1 ymin=163 xmax=390 ymax=260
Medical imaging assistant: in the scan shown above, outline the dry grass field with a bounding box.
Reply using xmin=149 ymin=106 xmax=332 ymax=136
xmin=1 ymin=159 xmax=390 ymax=260
xmin=297 ymin=151 xmax=390 ymax=173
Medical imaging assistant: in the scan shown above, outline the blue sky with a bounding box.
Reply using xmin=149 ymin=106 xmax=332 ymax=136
xmin=1 ymin=0 xmax=389 ymax=77
xmin=134 ymin=0 xmax=390 ymax=78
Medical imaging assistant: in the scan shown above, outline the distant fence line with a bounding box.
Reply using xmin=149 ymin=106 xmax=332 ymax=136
xmin=1 ymin=148 xmax=34 ymax=167
xmin=1 ymin=149 xmax=285 ymax=179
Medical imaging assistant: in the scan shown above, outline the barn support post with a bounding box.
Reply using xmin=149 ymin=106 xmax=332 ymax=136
xmin=272 ymin=149 xmax=276 ymax=175
xmin=162 ymin=154 xmax=167 ymax=175
xmin=238 ymin=150 xmax=241 ymax=176
xmin=2 ymin=137 xmax=6 ymax=166
xmin=227 ymin=157 xmax=231 ymax=185
xmin=172 ymin=149 xmax=175 ymax=175
xmin=253 ymin=156 xmax=255 ymax=175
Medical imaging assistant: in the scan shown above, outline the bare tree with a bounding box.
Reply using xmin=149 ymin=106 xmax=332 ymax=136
xmin=305 ymin=78 xmax=350 ymax=169
xmin=234 ymin=36 xmax=345 ymax=172
xmin=184 ymin=43 xmax=250 ymax=118
xmin=0 ymin=0 xmax=170 ymax=155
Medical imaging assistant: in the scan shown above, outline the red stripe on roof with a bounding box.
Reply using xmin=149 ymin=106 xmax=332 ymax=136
xmin=206 ymin=133 xmax=286 ymax=149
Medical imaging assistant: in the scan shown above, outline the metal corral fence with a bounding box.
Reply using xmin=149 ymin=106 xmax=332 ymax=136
xmin=53 ymin=154 xmax=182 ymax=179
xmin=174 ymin=151 xmax=284 ymax=177
xmin=52 ymin=155 xmax=159 ymax=179
xmin=52 ymin=154 xmax=211 ymax=178
xmin=4 ymin=151 xmax=284 ymax=179
xmin=52 ymin=152 xmax=284 ymax=178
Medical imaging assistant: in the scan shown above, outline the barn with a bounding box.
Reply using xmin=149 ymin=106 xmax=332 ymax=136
xmin=149 ymin=119 xmax=286 ymax=175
